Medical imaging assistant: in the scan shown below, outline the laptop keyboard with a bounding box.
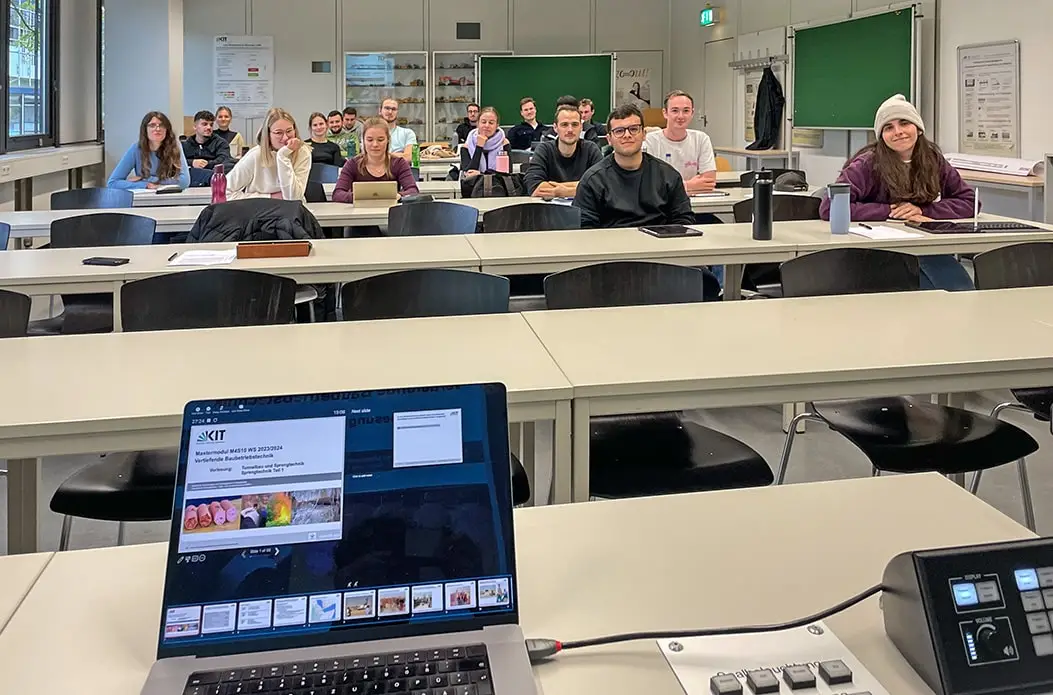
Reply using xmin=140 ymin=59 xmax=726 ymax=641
xmin=182 ymin=645 xmax=493 ymax=695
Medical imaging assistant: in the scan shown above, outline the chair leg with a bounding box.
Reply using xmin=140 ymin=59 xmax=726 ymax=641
xmin=1017 ymin=458 xmax=1037 ymax=532
xmin=775 ymin=412 xmax=822 ymax=485
xmin=117 ymin=521 xmax=127 ymax=546
xmin=871 ymin=467 xmax=881 ymax=477
xmin=59 ymin=515 xmax=73 ymax=551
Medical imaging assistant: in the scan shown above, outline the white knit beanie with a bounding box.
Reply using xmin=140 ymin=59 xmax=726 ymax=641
xmin=874 ymin=94 xmax=925 ymax=137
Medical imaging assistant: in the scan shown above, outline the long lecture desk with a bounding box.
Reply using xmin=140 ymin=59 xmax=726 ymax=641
xmin=130 ymin=180 xmax=460 ymax=207
xmin=0 ymin=314 xmax=573 ymax=554
xmin=0 ymin=551 xmax=52 ymax=631
xmin=957 ymin=169 xmax=1044 ymax=222
xmin=2 ymin=192 xmax=775 ymax=241
xmin=0 ymin=474 xmax=1034 ymax=693
xmin=523 ymin=287 xmax=1053 ymax=502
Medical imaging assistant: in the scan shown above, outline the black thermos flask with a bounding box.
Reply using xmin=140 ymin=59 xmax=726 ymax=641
xmin=752 ymin=170 xmax=774 ymax=241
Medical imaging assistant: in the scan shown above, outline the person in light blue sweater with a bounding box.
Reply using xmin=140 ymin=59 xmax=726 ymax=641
xmin=107 ymin=111 xmax=191 ymax=190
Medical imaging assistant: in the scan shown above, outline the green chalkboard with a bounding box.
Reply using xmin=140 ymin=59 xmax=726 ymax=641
xmin=793 ymin=9 xmax=914 ymax=129
xmin=478 ymin=55 xmax=613 ymax=127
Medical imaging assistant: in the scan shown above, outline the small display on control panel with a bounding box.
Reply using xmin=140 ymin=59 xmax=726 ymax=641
xmin=883 ymin=538 xmax=1053 ymax=695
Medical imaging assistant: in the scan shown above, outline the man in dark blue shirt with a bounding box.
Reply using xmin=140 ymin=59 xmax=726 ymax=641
xmin=507 ymin=97 xmax=547 ymax=150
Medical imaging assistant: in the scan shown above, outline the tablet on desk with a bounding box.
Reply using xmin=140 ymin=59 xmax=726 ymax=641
xmin=639 ymin=225 xmax=704 ymax=238
xmin=153 ymin=185 xmax=183 ymax=194
xmin=905 ymin=220 xmax=1043 ymax=234
xmin=690 ymin=191 xmax=730 ymax=198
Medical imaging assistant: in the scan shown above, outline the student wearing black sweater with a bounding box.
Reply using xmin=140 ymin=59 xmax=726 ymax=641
xmin=306 ymin=112 xmax=346 ymax=167
xmin=524 ymin=104 xmax=603 ymax=197
xmin=507 ymin=97 xmax=547 ymax=150
xmin=182 ymin=110 xmax=237 ymax=186
xmin=573 ymin=103 xmax=694 ymax=229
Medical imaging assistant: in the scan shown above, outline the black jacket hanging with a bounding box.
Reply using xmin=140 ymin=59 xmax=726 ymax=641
xmin=747 ymin=66 xmax=785 ymax=150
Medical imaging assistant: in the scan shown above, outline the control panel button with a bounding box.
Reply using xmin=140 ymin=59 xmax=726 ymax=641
xmin=975 ymin=581 xmax=1001 ymax=603
xmin=1035 ymin=634 xmax=1053 ymax=657
xmin=818 ymin=660 xmax=853 ymax=685
xmin=1043 ymin=589 xmax=1053 ymax=608
xmin=1016 ymin=569 xmax=1040 ymax=591
xmin=709 ymin=674 xmax=743 ymax=695
xmin=1027 ymin=612 xmax=1052 ymax=635
xmin=1038 ymin=567 xmax=1053 ymax=588
xmin=745 ymin=669 xmax=780 ymax=694
xmin=782 ymin=665 xmax=816 ymax=690
xmin=953 ymin=583 xmax=979 ymax=607
xmin=1022 ymin=591 xmax=1045 ymax=612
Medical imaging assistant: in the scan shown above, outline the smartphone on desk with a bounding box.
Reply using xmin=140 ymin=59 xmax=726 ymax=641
xmin=639 ymin=225 xmax=704 ymax=238
xmin=82 ymin=256 xmax=129 ymax=266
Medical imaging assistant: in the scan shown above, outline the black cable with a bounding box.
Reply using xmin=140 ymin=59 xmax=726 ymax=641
xmin=526 ymin=583 xmax=885 ymax=663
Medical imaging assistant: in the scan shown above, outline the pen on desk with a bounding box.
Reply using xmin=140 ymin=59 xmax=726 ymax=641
xmin=858 ymin=223 xmax=873 ymax=230
xmin=167 ymin=252 xmax=178 ymax=261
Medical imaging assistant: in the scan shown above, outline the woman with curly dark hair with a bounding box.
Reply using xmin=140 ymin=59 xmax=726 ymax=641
xmin=107 ymin=111 xmax=190 ymax=190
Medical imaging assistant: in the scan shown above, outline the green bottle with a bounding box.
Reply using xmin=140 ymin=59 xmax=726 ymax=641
xmin=411 ymin=143 xmax=420 ymax=168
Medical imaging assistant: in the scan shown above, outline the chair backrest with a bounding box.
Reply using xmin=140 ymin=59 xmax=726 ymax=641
xmin=410 ymin=167 xmax=421 ymax=182
xmin=50 ymin=213 xmax=158 ymax=248
xmin=780 ymin=248 xmax=920 ymax=298
xmin=0 ymin=289 xmax=31 ymax=338
xmin=386 ymin=201 xmax=479 ymax=236
xmin=973 ymin=242 xmax=1053 ymax=290
xmin=341 ymin=269 xmax=510 ymax=320
xmin=304 ymin=180 xmax=327 ymax=203
xmin=732 ymin=195 xmax=822 ymax=224
xmin=0 ymin=221 xmax=10 ymax=250
xmin=715 ymin=156 xmax=732 ymax=172
xmin=544 ymin=261 xmax=705 ymax=310
xmin=481 ymin=203 xmax=581 ymax=233
xmin=739 ymin=169 xmax=806 ymax=188
xmin=120 ymin=269 xmax=297 ymax=331
xmin=51 ymin=188 xmax=134 ymax=210
xmin=309 ymin=163 xmax=341 ymax=184
xmin=509 ymin=150 xmax=532 ymax=165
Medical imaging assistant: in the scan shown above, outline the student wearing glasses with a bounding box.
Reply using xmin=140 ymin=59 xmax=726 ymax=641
xmin=379 ymin=98 xmax=417 ymax=160
xmin=224 ymin=107 xmax=311 ymax=201
xmin=107 ymin=111 xmax=191 ymax=190
xmin=573 ymin=103 xmax=694 ymax=229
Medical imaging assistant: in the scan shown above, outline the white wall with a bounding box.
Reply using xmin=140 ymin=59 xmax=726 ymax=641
xmin=59 ymin=0 xmax=99 ymax=144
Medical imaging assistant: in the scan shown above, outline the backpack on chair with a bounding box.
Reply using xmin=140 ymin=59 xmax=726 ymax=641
xmin=465 ymin=172 xmax=524 ymax=198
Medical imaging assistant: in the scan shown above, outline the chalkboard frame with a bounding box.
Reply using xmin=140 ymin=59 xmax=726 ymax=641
xmin=790 ymin=7 xmax=917 ymax=130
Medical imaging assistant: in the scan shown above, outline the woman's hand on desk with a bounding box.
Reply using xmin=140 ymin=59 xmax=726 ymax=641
xmin=464 ymin=169 xmax=481 ymax=178
xmin=889 ymin=202 xmax=924 ymax=220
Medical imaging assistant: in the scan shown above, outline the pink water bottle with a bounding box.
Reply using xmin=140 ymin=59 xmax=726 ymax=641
xmin=496 ymin=152 xmax=510 ymax=174
xmin=210 ymin=164 xmax=227 ymax=204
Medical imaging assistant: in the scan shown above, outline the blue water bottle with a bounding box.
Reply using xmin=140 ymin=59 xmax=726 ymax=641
xmin=828 ymin=183 xmax=851 ymax=235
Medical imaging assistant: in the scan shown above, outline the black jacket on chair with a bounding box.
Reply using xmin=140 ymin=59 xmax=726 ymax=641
xmin=186 ymin=199 xmax=325 ymax=244
xmin=746 ymin=66 xmax=785 ymax=151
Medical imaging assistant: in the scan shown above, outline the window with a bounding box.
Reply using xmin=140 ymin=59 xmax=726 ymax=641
xmin=3 ymin=0 xmax=56 ymax=151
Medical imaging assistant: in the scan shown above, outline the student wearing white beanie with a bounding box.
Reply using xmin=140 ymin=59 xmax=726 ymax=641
xmin=820 ymin=94 xmax=975 ymax=290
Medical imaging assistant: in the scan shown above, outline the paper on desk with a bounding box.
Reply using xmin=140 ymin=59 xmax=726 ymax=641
xmin=168 ymin=249 xmax=237 ymax=266
xmin=849 ymin=225 xmax=923 ymax=240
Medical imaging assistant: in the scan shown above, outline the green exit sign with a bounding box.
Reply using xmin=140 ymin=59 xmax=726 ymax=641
xmin=700 ymin=7 xmax=718 ymax=26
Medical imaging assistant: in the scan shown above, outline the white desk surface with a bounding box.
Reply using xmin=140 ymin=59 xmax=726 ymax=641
xmin=0 ymin=236 xmax=481 ymax=293
xmin=0 ymin=474 xmax=1033 ymax=695
xmin=0 ymin=313 xmax=571 ymax=460
xmin=713 ymin=146 xmax=792 ymax=157
xmin=0 ymin=551 xmax=51 ymax=631
xmin=131 ymin=181 xmax=460 ymax=207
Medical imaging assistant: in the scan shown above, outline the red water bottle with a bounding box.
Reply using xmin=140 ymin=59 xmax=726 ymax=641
xmin=210 ymin=164 xmax=227 ymax=204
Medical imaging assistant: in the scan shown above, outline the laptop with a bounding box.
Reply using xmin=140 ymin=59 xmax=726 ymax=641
xmin=142 ymin=383 xmax=535 ymax=695
xmin=353 ymin=181 xmax=399 ymax=207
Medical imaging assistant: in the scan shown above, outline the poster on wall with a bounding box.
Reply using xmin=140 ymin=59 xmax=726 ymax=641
xmin=615 ymin=51 xmax=663 ymax=111
xmin=958 ymin=40 xmax=1020 ymax=157
xmin=214 ymin=36 xmax=274 ymax=119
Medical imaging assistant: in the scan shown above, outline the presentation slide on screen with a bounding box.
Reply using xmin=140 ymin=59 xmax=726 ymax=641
xmin=178 ymin=417 xmax=346 ymax=553
xmin=392 ymin=409 xmax=464 ymax=468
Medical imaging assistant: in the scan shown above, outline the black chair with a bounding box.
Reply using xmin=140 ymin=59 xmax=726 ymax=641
xmin=309 ymin=163 xmax=341 ymax=184
xmin=732 ymin=195 xmax=823 ymax=296
xmin=49 ymin=269 xmax=298 ymax=550
xmin=411 ymin=167 xmax=421 ymax=182
xmin=509 ymin=150 xmax=533 ymax=166
xmin=341 ymin=269 xmax=509 ymax=320
xmin=544 ymin=261 xmax=773 ymax=498
xmin=50 ymin=187 xmax=134 ymax=210
xmin=386 ymin=201 xmax=479 ymax=236
xmin=776 ymin=248 xmax=1040 ymax=529
xmin=305 ymin=180 xmax=328 ymax=203
xmin=739 ymin=169 xmax=806 ymax=188
xmin=0 ymin=289 xmax=30 ymax=338
xmin=481 ymin=203 xmax=580 ymax=233
xmin=29 ymin=213 xmax=158 ymax=335
xmin=340 ymin=269 xmax=528 ymax=504
xmin=0 ymin=221 xmax=10 ymax=250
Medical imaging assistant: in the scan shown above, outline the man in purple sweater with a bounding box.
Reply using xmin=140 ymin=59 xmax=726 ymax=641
xmin=820 ymin=94 xmax=975 ymax=290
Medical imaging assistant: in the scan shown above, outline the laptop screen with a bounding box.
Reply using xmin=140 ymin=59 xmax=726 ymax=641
xmin=157 ymin=384 xmax=517 ymax=659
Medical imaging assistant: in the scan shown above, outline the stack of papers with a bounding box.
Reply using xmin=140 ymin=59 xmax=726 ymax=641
xmin=849 ymin=225 xmax=923 ymax=240
xmin=168 ymin=249 xmax=237 ymax=266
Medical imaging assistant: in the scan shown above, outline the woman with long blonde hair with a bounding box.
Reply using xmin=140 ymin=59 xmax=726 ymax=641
xmin=225 ymin=107 xmax=312 ymax=200
xmin=107 ymin=111 xmax=190 ymax=190
xmin=331 ymin=116 xmax=419 ymax=203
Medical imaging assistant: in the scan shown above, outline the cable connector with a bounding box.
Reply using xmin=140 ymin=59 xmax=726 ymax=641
xmin=525 ymin=638 xmax=562 ymax=663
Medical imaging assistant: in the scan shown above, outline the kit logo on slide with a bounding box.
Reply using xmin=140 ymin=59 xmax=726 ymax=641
xmin=197 ymin=429 xmax=227 ymax=443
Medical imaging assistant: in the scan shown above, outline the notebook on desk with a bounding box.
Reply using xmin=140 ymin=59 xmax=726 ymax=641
xmin=141 ymin=383 xmax=535 ymax=695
